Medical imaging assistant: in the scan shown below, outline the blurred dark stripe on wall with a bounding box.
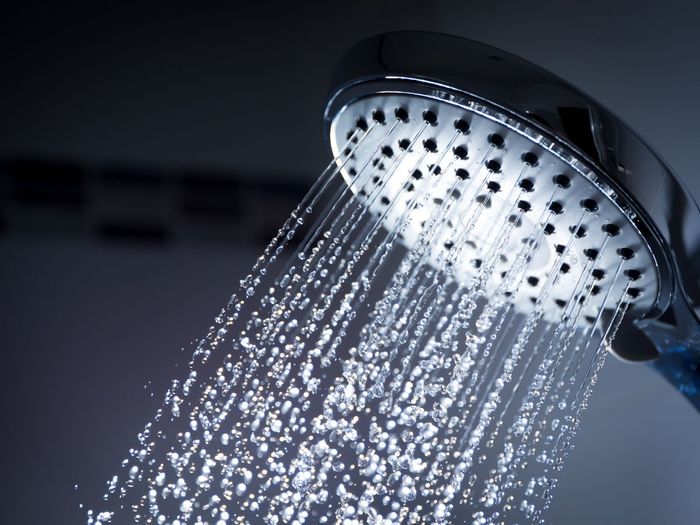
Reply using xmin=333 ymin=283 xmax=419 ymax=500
xmin=0 ymin=158 xmax=307 ymax=246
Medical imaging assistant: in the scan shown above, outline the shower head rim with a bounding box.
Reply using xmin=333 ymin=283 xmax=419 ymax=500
xmin=327 ymin=85 xmax=668 ymax=321
xmin=323 ymin=31 xmax=699 ymax=324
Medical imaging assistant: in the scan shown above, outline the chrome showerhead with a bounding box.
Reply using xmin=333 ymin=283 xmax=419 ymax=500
xmin=327 ymin=92 xmax=660 ymax=323
xmin=324 ymin=32 xmax=700 ymax=404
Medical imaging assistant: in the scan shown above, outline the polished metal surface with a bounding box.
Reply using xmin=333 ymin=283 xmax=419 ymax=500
xmin=324 ymin=31 xmax=700 ymax=364
xmin=329 ymin=92 xmax=660 ymax=322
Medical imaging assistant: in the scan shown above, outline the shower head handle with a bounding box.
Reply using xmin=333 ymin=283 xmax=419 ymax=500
xmin=643 ymin=296 xmax=700 ymax=410
xmin=325 ymin=31 xmax=700 ymax=407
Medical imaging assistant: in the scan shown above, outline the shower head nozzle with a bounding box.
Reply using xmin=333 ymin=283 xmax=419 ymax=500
xmin=324 ymin=32 xmax=700 ymax=398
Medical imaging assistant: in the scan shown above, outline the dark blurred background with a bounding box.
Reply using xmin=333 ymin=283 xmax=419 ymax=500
xmin=2 ymin=1 xmax=699 ymax=523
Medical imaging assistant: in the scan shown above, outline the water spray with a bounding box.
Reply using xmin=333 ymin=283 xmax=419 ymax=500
xmin=89 ymin=32 xmax=700 ymax=525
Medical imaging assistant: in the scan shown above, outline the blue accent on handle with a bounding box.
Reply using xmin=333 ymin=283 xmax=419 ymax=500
xmin=641 ymin=296 xmax=700 ymax=411
xmin=651 ymin=348 xmax=700 ymax=409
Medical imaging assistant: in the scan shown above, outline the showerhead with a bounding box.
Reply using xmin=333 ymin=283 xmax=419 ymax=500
xmin=324 ymin=32 xmax=700 ymax=404
xmin=327 ymin=93 xmax=661 ymax=323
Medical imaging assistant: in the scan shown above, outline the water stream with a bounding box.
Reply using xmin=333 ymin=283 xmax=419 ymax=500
xmin=88 ymin=121 xmax=635 ymax=525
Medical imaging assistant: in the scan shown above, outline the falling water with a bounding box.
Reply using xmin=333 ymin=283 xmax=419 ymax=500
xmin=88 ymin=108 xmax=641 ymax=525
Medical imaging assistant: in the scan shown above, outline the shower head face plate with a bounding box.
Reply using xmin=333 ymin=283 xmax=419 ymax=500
xmin=329 ymin=93 xmax=660 ymax=322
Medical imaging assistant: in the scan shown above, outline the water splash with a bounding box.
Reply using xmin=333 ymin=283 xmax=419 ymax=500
xmin=87 ymin=117 xmax=638 ymax=525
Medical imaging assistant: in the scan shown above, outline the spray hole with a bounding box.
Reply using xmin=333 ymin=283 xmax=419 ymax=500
xmin=486 ymin=181 xmax=501 ymax=193
xmin=412 ymin=169 xmax=423 ymax=180
xmin=625 ymin=269 xmax=642 ymax=281
xmin=559 ymin=263 xmax=571 ymax=274
xmin=555 ymin=244 xmax=566 ymax=254
xmin=395 ymin=107 xmax=409 ymax=122
xmin=444 ymin=241 xmax=454 ymax=250
xmin=522 ymin=152 xmax=539 ymax=166
xmin=519 ymin=179 xmax=535 ymax=192
xmin=398 ymin=138 xmax=411 ymax=150
xmin=617 ymin=247 xmax=635 ymax=260
xmin=423 ymin=110 xmax=438 ymax=126
xmin=517 ymin=200 xmax=531 ymax=213
xmin=627 ymin=287 xmax=642 ymax=298
xmin=584 ymin=248 xmax=599 ymax=260
xmin=453 ymin=146 xmax=468 ymax=160
xmin=543 ymin=223 xmax=555 ymax=235
xmin=475 ymin=194 xmax=492 ymax=207
xmin=486 ymin=159 xmax=501 ymax=173
xmin=569 ymin=225 xmax=587 ymax=238
xmin=348 ymin=168 xmax=357 ymax=177
xmin=454 ymin=119 xmax=470 ymax=134
xmin=465 ymin=240 xmax=477 ymax=250
xmin=381 ymin=145 xmax=394 ymax=158
xmin=584 ymin=315 xmax=596 ymax=324
xmin=508 ymin=214 xmax=523 ymax=226
xmin=554 ymin=298 xmax=566 ymax=308
xmin=554 ymin=174 xmax=571 ymax=188
xmin=356 ymin=117 xmax=368 ymax=131
xmin=450 ymin=189 xmax=462 ymax=200
xmin=581 ymin=198 xmax=599 ymax=212
xmin=423 ymin=138 xmax=438 ymax=152
xmin=372 ymin=175 xmax=380 ymax=184
xmin=405 ymin=183 xmax=415 ymax=192
xmin=433 ymin=197 xmax=444 ymax=206
xmin=428 ymin=164 xmax=442 ymax=175
xmin=602 ymin=223 xmax=620 ymax=236
xmin=591 ymin=285 xmax=601 ymax=296
xmin=372 ymin=109 xmax=386 ymax=124
xmin=527 ymin=276 xmax=540 ymax=287
xmin=488 ymin=133 xmax=505 ymax=148
xmin=548 ymin=202 xmax=564 ymax=215
xmin=380 ymin=196 xmax=390 ymax=206
xmin=473 ymin=259 xmax=483 ymax=268
xmin=455 ymin=168 xmax=469 ymax=180
xmin=592 ymin=269 xmax=606 ymax=280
